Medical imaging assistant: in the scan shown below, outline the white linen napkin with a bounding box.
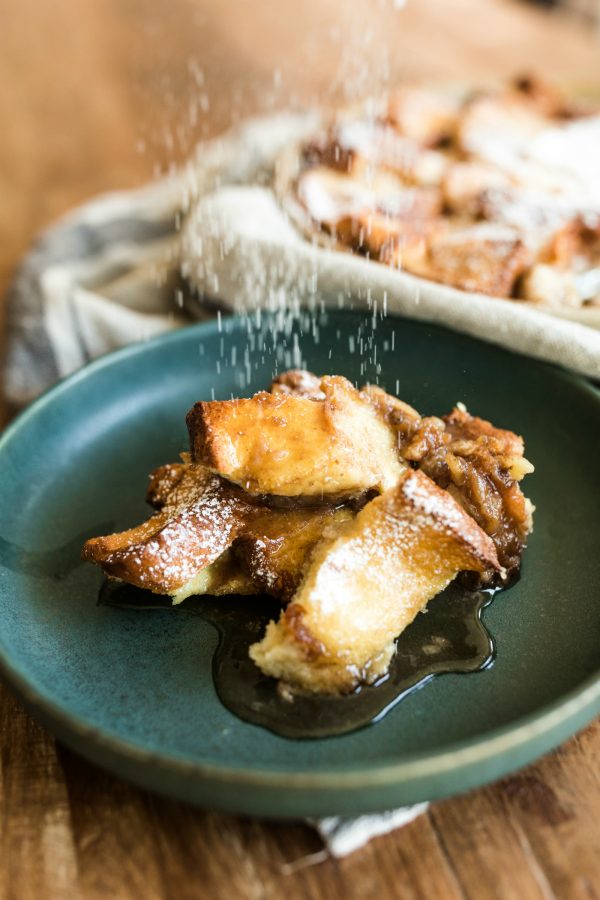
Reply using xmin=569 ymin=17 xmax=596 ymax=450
xmin=312 ymin=803 xmax=429 ymax=858
xmin=4 ymin=111 xmax=600 ymax=408
xmin=3 ymin=112 xmax=598 ymax=855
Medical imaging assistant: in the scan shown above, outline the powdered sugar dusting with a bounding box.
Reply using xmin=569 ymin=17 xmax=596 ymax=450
xmin=105 ymin=471 xmax=251 ymax=591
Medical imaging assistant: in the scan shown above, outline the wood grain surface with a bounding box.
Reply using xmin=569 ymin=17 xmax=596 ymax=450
xmin=1 ymin=1 xmax=599 ymax=897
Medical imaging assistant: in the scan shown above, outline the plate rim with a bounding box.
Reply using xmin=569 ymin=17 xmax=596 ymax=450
xmin=1 ymin=313 xmax=599 ymax=798
xmin=1 ymin=639 xmax=599 ymax=789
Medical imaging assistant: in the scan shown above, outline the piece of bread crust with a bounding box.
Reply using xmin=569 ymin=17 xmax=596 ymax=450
xmin=250 ymin=468 xmax=499 ymax=694
xmin=398 ymin=224 xmax=531 ymax=297
xmin=186 ymin=375 xmax=405 ymax=498
xmin=82 ymin=466 xmax=254 ymax=594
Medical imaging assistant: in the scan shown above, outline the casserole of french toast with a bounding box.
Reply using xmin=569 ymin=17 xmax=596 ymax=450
xmin=277 ymin=76 xmax=600 ymax=311
xmin=83 ymin=371 xmax=534 ymax=696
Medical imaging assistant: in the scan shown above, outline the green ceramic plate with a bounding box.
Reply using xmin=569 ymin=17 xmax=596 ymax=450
xmin=1 ymin=311 xmax=599 ymax=818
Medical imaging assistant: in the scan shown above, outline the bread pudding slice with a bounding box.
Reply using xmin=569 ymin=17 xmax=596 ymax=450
xmin=187 ymin=375 xmax=404 ymax=498
xmin=88 ymin=462 xmax=258 ymax=601
xmin=250 ymin=469 xmax=499 ymax=694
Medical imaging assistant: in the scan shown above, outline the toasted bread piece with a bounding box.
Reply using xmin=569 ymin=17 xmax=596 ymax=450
xmin=187 ymin=376 xmax=405 ymax=498
xmin=295 ymin=165 xmax=443 ymax=242
xmin=457 ymin=92 xmax=548 ymax=163
xmin=442 ymin=161 xmax=511 ymax=217
xmin=399 ymin=223 xmax=531 ymax=297
xmin=305 ymin=114 xmax=448 ymax=184
xmin=544 ymin=217 xmax=600 ymax=271
xmin=385 ymin=87 xmax=461 ymax=146
xmin=520 ymin=264 xmax=581 ymax=308
xmin=337 ymin=209 xmax=445 ymax=263
xmin=350 ymin=144 xmax=448 ymax=191
xmin=82 ymin=465 xmax=255 ymax=594
xmin=296 ymin=166 xmax=367 ymax=230
xmin=478 ymin=188 xmax=579 ymax=254
xmin=250 ymin=469 xmax=499 ymax=694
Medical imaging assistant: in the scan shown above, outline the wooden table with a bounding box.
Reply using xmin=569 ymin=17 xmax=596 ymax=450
xmin=1 ymin=1 xmax=599 ymax=896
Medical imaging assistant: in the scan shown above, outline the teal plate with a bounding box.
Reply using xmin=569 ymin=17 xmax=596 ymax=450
xmin=1 ymin=311 xmax=599 ymax=818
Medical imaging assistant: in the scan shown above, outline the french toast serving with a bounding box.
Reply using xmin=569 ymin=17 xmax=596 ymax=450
xmin=83 ymin=371 xmax=533 ymax=695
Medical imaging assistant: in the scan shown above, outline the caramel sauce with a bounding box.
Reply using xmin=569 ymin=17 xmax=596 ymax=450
xmin=99 ymin=580 xmax=500 ymax=739
xmin=0 ymin=528 xmax=501 ymax=740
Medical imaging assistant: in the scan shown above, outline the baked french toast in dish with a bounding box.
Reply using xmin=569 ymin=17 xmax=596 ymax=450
xmin=277 ymin=75 xmax=600 ymax=310
xmin=83 ymin=370 xmax=534 ymax=694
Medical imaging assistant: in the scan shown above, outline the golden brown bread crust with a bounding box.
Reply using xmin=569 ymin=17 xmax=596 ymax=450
xmin=397 ymin=225 xmax=531 ymax=298
xmin=442 ymin=161 xmax=511 ymax=217
xmin=336 ymin=210 xmax=446 ymax=265
xmin=186 ymin=375 xmax=404 ymax=498
xmin=82 ymin=466 xmax=254 ymax=594
xmin=456 ymin=91 xmax=548 ymax=160
xmin=250 ymin=468 xmax=500 ymax=694
xmin=544 ymin=217 xmax=600 ymax=270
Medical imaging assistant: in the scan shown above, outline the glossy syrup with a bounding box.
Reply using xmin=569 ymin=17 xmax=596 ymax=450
xmin=99 ymin=580 xmax=499 ymax=739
